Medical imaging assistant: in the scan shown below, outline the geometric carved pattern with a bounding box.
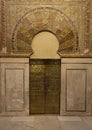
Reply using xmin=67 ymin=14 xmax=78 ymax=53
xmin=12 ymin=7 xmax=78 ymax=55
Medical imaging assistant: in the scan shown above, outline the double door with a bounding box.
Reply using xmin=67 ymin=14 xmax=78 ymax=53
xmin=29 ymin=59 xmax=61 ymax=114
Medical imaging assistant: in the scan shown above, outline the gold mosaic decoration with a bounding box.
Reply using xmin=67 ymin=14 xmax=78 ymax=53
xmin=12 ymin=7 xmax=78 ymax=55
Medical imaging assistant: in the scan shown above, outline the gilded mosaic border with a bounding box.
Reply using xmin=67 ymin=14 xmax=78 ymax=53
xmin=1 ymin=0 xmax=6 ymax=53
xmin=84 ymin=0 xmax=90 ymax=53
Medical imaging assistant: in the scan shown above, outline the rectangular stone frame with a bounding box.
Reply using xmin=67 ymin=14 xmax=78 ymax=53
xmin=60 ymin=58 xmax=92 ymax=116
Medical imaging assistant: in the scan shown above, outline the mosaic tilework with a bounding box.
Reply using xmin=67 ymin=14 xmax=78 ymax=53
xmin=89 ymin=0 xmax=92 ymax=52
xmin=4 ymin=0 xmax=85 ymax=3
xmin=0 ymin=0 xmax=90 ymax=55
xmin=12 ymin=7 xmax=78 ymax=55
xmin=84 ymin=0 xmax=90 ymax=50
xmin=1 ymin=0 xmax=6 ymax=53
xmin=0 ymin=0 xmax=1 ymax=52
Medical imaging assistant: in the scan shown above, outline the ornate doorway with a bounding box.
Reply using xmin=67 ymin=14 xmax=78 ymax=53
xmin=29 ymin=59 xmax=61 ymax=114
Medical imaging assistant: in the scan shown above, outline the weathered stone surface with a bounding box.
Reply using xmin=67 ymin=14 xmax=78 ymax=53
xmin=34 ymin=116 xmax=61 ymax=130
xmin=0 ymin=58 xmax=92 ymax=116
xmin=5 ymin=69 xmax=24 ymax=111
xmin=0 ymin=58 xmax=29 ymax=116
xmin=0 ymin=116 xmax=92 ymax=130
xmin=60 ymin=58 xmax=92 ymax=116
xmin=66 ymin=69 xmax=86 ymax=111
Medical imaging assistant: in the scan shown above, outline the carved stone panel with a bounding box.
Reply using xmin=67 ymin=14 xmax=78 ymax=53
xmin=66 ymin=69 xmax=87 ymax=112
xmin=5 ymin=69 xmax=24 ymax=111
xmin=0 ymin=58 xmax=29 ymax=116
xmin=60 ymin=58 xmax=92 ymax=116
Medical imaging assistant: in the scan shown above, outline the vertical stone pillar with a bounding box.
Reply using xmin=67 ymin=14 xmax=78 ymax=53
xmin=1 ymin=0 xmax=7 ymax=53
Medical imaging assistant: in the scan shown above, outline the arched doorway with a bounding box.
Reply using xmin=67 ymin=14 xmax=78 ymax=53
xmin=12 ymin=7 xmax=78 ymax=115
xmin=29 ymin=31 xmax=61 ymax=114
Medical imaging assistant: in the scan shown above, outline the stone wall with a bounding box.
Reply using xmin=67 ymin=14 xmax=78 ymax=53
xmin=0 ymin=58 xmax=29 ymax=116
xmin=61 ymin=58 xmax=92 ymax=116
xmin=0 ymin=58 xmax=92 ymax=116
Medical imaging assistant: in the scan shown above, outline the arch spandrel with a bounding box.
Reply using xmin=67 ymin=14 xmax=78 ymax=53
xmin=12 ymin=7 xmax=78 ymax=55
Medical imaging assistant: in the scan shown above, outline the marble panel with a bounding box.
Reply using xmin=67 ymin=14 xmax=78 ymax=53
xmin=66 ymin=69 xmax=86 ymax=111
xmin=0 ymin=58 xmax=29 ymax=116
xmin=60 ymin=58 xmax=92 ymax=116
xmin=5 ymin=68 xmax=24 ymax=111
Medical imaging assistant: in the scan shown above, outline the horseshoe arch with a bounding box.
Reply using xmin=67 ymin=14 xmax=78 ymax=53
xmin=12 ymin=7 xmax=79 ymax=56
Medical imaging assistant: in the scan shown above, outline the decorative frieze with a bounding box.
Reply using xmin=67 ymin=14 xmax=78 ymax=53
xmin=4 ymin=0 xmax=84 ymax=4
xmin=84 ymin=0 xmax=90 ymax=54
